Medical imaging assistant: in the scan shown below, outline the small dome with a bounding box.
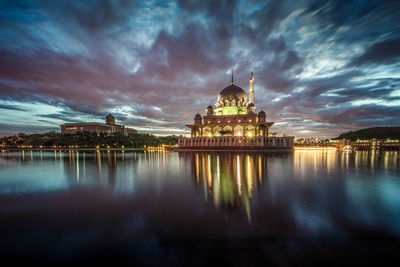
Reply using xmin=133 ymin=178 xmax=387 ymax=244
xmin=217 ymin=84 xmax=247 ymax=102
xmin=106 ymin=113 xmax=116 ymax=125
xmin=248 ymin=103 xmax=254 ymax=107
xmin=206 ymin=105 xmax=214 ymax=115
xmin=195 ymin=113 xmax=202 ymax=118
xmin=258 ymin=110 xmax=265 ymax=116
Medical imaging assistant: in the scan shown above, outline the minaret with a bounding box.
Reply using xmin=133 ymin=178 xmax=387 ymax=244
xmin=249 ymin=72 xmax=254 ymax=104
xmin=231 ymin=69 xmax=234 ymax=85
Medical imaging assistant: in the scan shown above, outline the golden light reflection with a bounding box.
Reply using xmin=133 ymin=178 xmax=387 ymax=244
xmin=384 ymin=151 xmax=389 ymax=170
xmin=189 ymin=152 xmax=269 ymax=220
xmin=326 ymin=150 xmax=336 ymax=174
xmin=294 ymin=150 xmax=338 ymax=180
xmin=236 ymin=155 xmax=241 ymax=196
xmin=214 ymin=155 xmax=221 ymax=208
xmin=258 ymin=155 xmax=262 ymax=183
xmin=201 ymin=154 xmax=207 ymax=200
xmin=97 ymin=150 xmax=102 ymax=176
xmin=207 ymin=154 xmax=212 ymax=190
xmin=370 ymin=150 xmax=376 ymax=169
xmin=195 ymin=153 xmax=200 ymax=184
xmin=246 ymin=155 xmax=253 ymax=197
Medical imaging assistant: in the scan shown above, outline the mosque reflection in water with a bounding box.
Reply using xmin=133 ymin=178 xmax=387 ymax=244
xmin=181 ymin=152 xmax=291 ymax=220
xmin=62 ymin=150 xmax=284 ymax=214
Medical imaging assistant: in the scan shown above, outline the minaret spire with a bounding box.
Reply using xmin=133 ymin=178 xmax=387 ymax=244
xmin=249 ymin=72 xmax=254 ymax=104
xmin=231 ymin=69 xmax=234 ymax=85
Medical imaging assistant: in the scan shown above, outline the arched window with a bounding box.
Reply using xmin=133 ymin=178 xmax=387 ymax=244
xmin=245 ymin=125 xmax=255 ymax=137
xmin=213 ymin=126 xmax=222 ymax=136
xmin=234 ymin=125 xmax=243 ymax=136
xmin=203 ymin=126 xmax=212 ymax=137
xmin=222 ymin=126 xmax=233 ymax=136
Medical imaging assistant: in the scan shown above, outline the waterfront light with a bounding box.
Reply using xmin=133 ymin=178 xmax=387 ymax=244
xmin=294 ymin=146 xmax=337 ymax=151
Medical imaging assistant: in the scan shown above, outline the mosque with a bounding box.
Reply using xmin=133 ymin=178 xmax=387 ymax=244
xmin=177 ymin=72 xmax=294 ymax=150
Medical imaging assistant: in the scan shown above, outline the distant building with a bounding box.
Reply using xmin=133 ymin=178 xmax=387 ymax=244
xmin=60 ymin=113 xmax=137 ymax=136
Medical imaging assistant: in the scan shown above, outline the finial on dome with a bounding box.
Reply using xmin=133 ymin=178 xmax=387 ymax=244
xmin=231 ymin=69 xmax=234 ymax=85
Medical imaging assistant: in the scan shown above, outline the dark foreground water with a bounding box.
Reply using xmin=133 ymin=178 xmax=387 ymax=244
xmin=0 ymin=150 xmax=400 ymax=265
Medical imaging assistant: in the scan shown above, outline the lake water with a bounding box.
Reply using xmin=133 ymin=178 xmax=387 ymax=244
xmin=1 ymin=150 xmax=400 ymax=265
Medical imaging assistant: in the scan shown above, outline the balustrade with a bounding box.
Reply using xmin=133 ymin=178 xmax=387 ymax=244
xmin=178 ymin=136 xmax=294 ymax=149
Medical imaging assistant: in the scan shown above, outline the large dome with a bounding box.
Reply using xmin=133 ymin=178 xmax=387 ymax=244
xmin=217 ymin=84 xmax=247 ymax=102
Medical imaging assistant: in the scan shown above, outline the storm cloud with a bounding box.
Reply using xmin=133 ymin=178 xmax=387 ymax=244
xmin=0 ymin=0 xmax=399 ymax=137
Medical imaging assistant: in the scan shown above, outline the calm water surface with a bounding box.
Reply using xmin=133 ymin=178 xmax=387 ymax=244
xmin=0 ymin=150 xmax=400 ymax=265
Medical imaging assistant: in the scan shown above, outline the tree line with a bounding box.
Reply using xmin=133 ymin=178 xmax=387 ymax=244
xmin=336 ymin=127 xmax=400 ymax=141
xmin=1 ymin=131 xmax=179 ymax=148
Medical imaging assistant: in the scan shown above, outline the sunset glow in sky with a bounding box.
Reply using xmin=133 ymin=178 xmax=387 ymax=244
xmin=0 ymin=0 xmax=399 ymax=137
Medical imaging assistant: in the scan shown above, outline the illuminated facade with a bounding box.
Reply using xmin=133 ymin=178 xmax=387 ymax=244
xmin=178 ymin=72 xmax=294 ymax=150
xmin=60 ymin=113 xmax=137 ymax=136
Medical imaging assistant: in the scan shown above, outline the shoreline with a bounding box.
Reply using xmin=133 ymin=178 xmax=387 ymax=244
xmin=1 ymin=148 xmax=147 ymax=152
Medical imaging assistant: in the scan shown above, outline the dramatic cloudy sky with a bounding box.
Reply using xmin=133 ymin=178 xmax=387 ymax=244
xmin=0 ymin=0 xmax=399 ymax=137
